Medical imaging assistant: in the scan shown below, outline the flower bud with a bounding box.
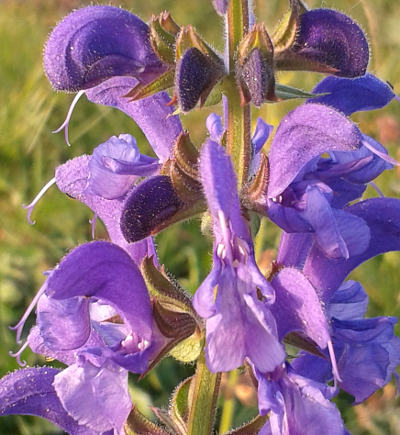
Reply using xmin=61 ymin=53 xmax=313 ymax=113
xmin=175 ymin=26 xmax=225 ymax=111
xmin=237 ymin=24 xmax=278 ymax=106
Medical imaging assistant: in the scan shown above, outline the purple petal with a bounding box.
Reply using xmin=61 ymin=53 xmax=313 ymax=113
xmin=44 ymin=6 xmax=163 ymax=91
xmin=206 ymin=113 xmax=224 ymax=142
xmin=53 ymin=362 xmax=131 ymax=432
xmin=86 ymin=77 xmax=182 ymax=162
xmin=87 ymin=134 xmax=159 ymax=200
xmin=0 ymin=367 xmax=98 ymax=434
xmin=200 ymin=140 xmax=249 ymax=242
xmin=252 ymin=118 xmax=273 ymax=154
xmin=271 ymin=267 xmax=330 ymax=348
xmin=55 ymin=155 xmax=156 ymax=264
xmin=333 ymin=316 xmax=400 ymax=402
xmin=46 ymin=241 xmax=152 ymax=342
xmin=310 ymin=74 xmax=395 ymax=115
xmin=121 ymin=175 xmax=183 ymax=243
xmin=268 ymin=103 xmax=362 ymax=198
xmin=36 ymin=294 xmax=90 ymax=351
xmin=303 ymin=198 xmax=400 ymax=300
xmin=328 ymin=280 xmax=368 ymax=320
xmin=255 ymin=367 xmax=346 ymax=435
xmin=295 ymin=9 xmax=369 ymax=77
xmin=212 ymin=0 xmax=230 ymax=15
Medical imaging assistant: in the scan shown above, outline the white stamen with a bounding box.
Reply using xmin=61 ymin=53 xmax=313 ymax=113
xmin=22 ymin=177 xmax=56 ymax=225
xmin=368 ymin=181 xmax=385 ymax=198
xmin=271 ymin=195 xmax=283 ymax=203
xmin=138 ymin=339 xmax=150 ymax=351
xmin=362 ymin=139 xmax=400 ymax=166
xmin=9 ymin=284 xmax=47 ymax=343
xmin=52 ymin=90 xmax=85 ymax=147
xmin=216 ymin=243 xmax=226 ymax=259
xmin=327 ymin=339 xmax=342 ymax=383
xmin=89 ymin=213 xmax=98 ymax=239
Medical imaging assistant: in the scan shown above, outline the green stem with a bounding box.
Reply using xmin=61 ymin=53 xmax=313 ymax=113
xmin=225 ymin=0 xmax=251 ymax=188
xmin=218 ymin=369 xmax=239 ymax=434
xmin=187 ymin=352 xmax=221 ymax=435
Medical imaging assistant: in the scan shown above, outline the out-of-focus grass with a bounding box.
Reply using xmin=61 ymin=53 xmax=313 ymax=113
xmin=1 ymin=0 xmax=400 ymax=433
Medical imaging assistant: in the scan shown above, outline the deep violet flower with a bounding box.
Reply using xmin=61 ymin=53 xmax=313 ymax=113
xmin=253 ymin=363 xmax=346 ymax=435
xmin=6 ymin=241 xmax=161 ymax=432
xmin=192 ymin=140 xmax=285 ymax=373
xmin=292 ymin=280 xmax=400 ymax=403
xmin=44 ymin=6 xmax=164 ymax=92
xmin=264 ymin=102 xmax=398 ymax=259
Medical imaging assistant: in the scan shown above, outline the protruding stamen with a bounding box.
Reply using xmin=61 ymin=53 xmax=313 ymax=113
xmin=89 ymin=213 xmax=98 ymax=239
xmin=52 ymin=90 xmax=85 ymax=147
xmin=22 ymin=177 xmax=56 ymax=225
xmin=9 ymin=340 xmax=29 ymax=367
xmin=327 ymin=339 xmax=342 ymax=383
xmin=216 ymin=243 xmax=226 ymax=259
xmin=362 ymin=140 xmax=400 ymax=166
xmin=368 ymin=181 xmax=385 ymax=198
xmin=9 ymin=284 xmax=47 ymax=343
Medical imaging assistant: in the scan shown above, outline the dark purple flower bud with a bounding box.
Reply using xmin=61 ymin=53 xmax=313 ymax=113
xmin=238 ymin=48 xmax=276 ymax=107
xmin=44 ymin=6 xmax=163 ymax=92
xmin=310 ymin=73 xmax=396 ymax=116
xmin=121 ymin=175 xmax=183 ymax=243
xmin=212 ymin=0 xmax=230 ymax=15
xmin=176 ymin=48 xmax=214 ymax=112
xmin=292 ymin=9 xmax=369 ymax=77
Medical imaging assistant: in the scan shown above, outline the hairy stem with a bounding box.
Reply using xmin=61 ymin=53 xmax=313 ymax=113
xmin=225 ymin=0 xmax=251 ymax=188
xmin=187 ymin=352 xmax=221 ymax=435
xmin=219 ymin=369 xmax=239 ymax=433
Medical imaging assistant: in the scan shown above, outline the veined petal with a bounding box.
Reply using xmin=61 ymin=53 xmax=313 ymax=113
xmin=328 ymin=280 xmax=368 ymax=321
xmin=310 ymin=74 xmax=396 ymax=115
xmin=0 ymin=367 xmax=99 ymax=434
xmin=46 ymin=241 xmax=152 ymax=343
xmin=36 ymin=294 xmax=90 ymax=351
xmin=44 ymin=6 xmax=163 ymax=92
xmin=271 ymin=267 xmax=330 ymax=348
xmin=85 ymin=77 xmax=182 ymax=162
xmin=268 ymin=103 xmax=362 ymax=198
xmin=53 ymin=362 xmax=130 ymax=432
xmin=303 ymin=198 xmax=400 ymax=300
xmin=87 ymin=134 xmax=159 ymax=200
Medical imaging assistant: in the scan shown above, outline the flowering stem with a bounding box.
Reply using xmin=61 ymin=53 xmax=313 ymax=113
xmin=225 ymin=0 xmax=251 ymax=188
xmin=187 ymin=351 xmax=221 ymax=435
xmin=218 ymin=369 xmax=239 ymax=433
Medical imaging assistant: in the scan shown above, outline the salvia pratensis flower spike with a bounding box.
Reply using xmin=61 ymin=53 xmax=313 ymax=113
xmin=44 ymin=6 xmax=165 ymax=92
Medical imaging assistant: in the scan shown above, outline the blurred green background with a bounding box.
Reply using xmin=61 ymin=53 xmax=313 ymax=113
xmin=1 ymin=0 xmax=400 ymax=433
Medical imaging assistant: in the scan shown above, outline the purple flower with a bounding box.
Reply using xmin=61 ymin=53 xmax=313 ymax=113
xmin=192 ymin=140 xmax=285 ymax=372
xmin=44 ymin=6 xmax=164 ymax=92
xmin=7 ymin=241 xmax=161 ymax=432
xmin=292 ymin=280 xmax=400 ymax=403
xmin=86 ymin=133 xmax=160 ymax=200
xmin=253 ymin=364 xmax=346 ymax=435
